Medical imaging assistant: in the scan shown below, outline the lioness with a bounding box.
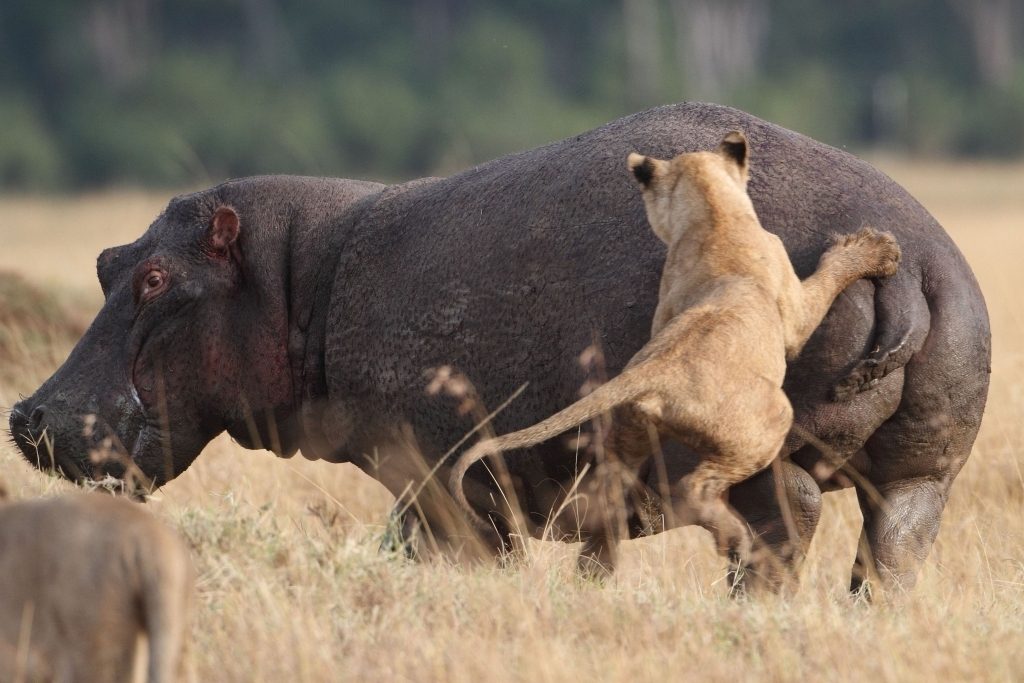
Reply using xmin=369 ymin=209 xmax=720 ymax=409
xmin=450 ymin=131 xmax=901 ymax=578
xmin=0 ymin=488 xmax=194 ymax=682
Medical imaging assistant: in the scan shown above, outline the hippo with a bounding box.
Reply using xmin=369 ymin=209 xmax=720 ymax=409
xmin=9 ymin=103 xmax=990 ymax=593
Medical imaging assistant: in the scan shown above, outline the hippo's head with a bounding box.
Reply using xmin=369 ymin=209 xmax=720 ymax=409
xmin=8 ymin=186 xmax=303 ymax=490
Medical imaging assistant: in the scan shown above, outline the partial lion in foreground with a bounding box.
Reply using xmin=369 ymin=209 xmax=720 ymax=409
xmin=450 ymin=131 xmax=901 ymax=583
xmin=0 ymin=488 xmax=194 ymax=682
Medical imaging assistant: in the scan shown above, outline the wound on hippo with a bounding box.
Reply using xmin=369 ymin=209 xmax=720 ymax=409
xmin=207 ymin=205 xmax=241 ymax=257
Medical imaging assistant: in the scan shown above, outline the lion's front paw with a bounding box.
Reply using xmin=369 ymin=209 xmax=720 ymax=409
xmin=829 ymin=227 xmax=901 ymax=278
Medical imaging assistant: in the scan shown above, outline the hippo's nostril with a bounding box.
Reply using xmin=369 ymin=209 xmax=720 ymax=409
xmin=29 ymin=405 xmax=47 ymax=431
xmin=9 ymin=407 xmax=29 ymax=435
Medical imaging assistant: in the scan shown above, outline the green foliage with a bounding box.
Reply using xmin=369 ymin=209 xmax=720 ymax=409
xmin=732 ymin=63 xmax=862 ymax=149
xmin=323 ymin=65 xmax=426 ymax=174
xmin=956 ymin=71 xmax=1024 ymax=158
xmin=429 ymin=10 xmax=617 ymax=169
xmin=902 ymin=71 xmax=970 ymax=156
xmin=0 ymin=95 xmax=64 ymax=188
xmin=0 ymin=0 xmax=1019 ymax=190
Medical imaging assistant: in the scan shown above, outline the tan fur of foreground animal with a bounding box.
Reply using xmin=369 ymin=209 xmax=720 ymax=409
xmin=450 ymin=131 xmax=901 ymax=581
xmin=0 ymin=487 xmax=194 ymax=682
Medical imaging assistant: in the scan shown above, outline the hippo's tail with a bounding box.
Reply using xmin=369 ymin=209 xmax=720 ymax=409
xmin=832 ymin=276 xmax=928 ymax=401
xmin=449 ymin=371 xmax=648 ymax=531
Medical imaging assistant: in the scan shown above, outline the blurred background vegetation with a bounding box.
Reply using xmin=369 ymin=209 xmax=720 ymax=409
xmin=0 ymin=0 xmax=1021 ymax=190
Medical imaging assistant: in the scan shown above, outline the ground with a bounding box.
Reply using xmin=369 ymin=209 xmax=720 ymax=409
xmin=0 ymin=160 xmax=1022 ymax=681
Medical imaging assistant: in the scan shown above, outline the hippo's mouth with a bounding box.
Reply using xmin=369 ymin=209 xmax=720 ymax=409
xmin=9 ymin=417 xmax=90 ymax=482
xmin=8 ymin=409 xmax=63 ymax=472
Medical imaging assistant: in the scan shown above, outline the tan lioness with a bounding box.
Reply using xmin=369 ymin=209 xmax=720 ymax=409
xmin=0 ymin=488 xmax=194 ymax=682
xmin=450 ymin=131 xmax=901 ymax=575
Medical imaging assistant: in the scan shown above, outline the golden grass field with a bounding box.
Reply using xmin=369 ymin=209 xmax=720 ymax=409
xmin=0 ymin=159 xmax=1022 ymax=681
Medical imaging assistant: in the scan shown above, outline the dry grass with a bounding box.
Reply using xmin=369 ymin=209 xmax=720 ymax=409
xmin=0 ymin=161 xmax=1022 ymax=682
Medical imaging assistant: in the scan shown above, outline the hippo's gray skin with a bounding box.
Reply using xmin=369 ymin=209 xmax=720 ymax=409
xmin=10 ymin=103 xmax=990 ymax=593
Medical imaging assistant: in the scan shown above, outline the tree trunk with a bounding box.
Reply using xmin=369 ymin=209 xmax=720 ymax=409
xmin=669 ymin=0 xmax=767 ymax=100
xmin=623 ymin=0 xmax=662 ymax=106
xmin=240 ymin=0 xmax=295 ymax=77
xmin=952 ymin=0 xmax=1016 ymax=88
xmin=85 ymin=0 xmax=154 ymax=88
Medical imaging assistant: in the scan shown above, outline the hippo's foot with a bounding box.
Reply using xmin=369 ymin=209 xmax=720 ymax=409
xmin=849 ymin=572 xmax=875 ymax=603
xmin=379 ymin=506 xmax=421 ymax=560
xmin=576 ymin=532 xmax=617 ymax=582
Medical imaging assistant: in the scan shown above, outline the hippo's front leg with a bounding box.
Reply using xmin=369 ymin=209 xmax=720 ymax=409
xmin=378 ymin=492 xmax=516 ymax=563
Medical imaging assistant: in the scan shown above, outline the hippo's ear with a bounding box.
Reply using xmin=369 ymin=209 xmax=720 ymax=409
xmin=627 ymin=153 xmax=668 ymax=190
xmin=207 ymin=206 xmax=240 ymax=257
xmin=717 ymin=131 xmax=749 ymax=182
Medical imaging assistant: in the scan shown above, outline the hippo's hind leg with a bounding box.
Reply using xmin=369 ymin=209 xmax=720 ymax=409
xmin=575 ymin=407 xmax=659 ymax=578
xmin=852 ymin=298 xmax=989 ymax=596
xmin=853 ymin=415 xmax=980 ymax=596
xmin=851 ymin=472 xmax=951 ymax=596
xmin=728 ymin=459 xmax=823 ymax=593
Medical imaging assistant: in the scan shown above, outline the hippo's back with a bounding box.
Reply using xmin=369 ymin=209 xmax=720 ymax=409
xmin=325 ymin=102 xmax=987 ymax=482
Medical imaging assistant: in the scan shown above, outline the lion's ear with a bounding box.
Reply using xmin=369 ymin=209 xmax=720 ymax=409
xmin=718 ymin=131 xmax=749 ymax=182
xmin=627 ymin=153 xmax=668 ymax=189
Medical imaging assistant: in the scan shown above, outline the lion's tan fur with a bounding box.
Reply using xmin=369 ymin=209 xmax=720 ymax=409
xmin=0 ymin=490 xmax=194 ymax=683
xmin=450 ymin=131 xmax=900 ymax=577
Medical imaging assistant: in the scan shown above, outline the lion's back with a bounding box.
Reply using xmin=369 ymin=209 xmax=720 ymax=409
xmin=0 ymin=492 xmax=193 ymax=682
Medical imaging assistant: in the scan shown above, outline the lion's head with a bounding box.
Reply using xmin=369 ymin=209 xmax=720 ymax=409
xmin=628 ymin=130 xmax=751 ymax=244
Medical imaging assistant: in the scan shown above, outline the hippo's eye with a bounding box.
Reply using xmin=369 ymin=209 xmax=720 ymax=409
xmin=138 ymin=269 xmax=168 ymax=303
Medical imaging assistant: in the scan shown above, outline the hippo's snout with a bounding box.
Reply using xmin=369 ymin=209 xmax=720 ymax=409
xmin=8 ymin=403 xmax=29 ymax=435
xmin=10 ymin=402 xmax=46 ymax=435
xmin=11 ymin=399 xmax=59 ymax=476
xmin=8 ymin=395 xmax=136 ymax=486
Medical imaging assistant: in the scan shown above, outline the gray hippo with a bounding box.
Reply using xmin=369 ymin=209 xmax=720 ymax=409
xmin=8 ymin=103 xmax=990 ymax=593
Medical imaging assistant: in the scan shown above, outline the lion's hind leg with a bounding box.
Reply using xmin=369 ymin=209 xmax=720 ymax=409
xmin=669 ymin=385 xmax=792 ymax=590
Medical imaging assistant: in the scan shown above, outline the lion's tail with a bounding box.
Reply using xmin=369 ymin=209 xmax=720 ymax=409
xmin=449 ymin=371 xmax=648 ymax=531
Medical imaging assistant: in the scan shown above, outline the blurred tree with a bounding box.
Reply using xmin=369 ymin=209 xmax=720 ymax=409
xmin=669 ymin=0 xmax=767 ymax=100
xmin=85 ymin=0 xmax=154 ymax=88
xmin=240 ymin=0 xmax=296 ymax=77
xmin=413 ymin=0 xmax=453 ymax=77
xmin=951 ymin=0 xmax=1016 ymax=88
xmin=623 ymin=0 xmax=662 ymax=106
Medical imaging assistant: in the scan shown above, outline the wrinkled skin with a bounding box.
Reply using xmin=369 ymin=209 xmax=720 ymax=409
xmin=10 ymin=104 xmax=990 ymax=593
xmin=9 ymin=177 xmax=382 ymax=485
